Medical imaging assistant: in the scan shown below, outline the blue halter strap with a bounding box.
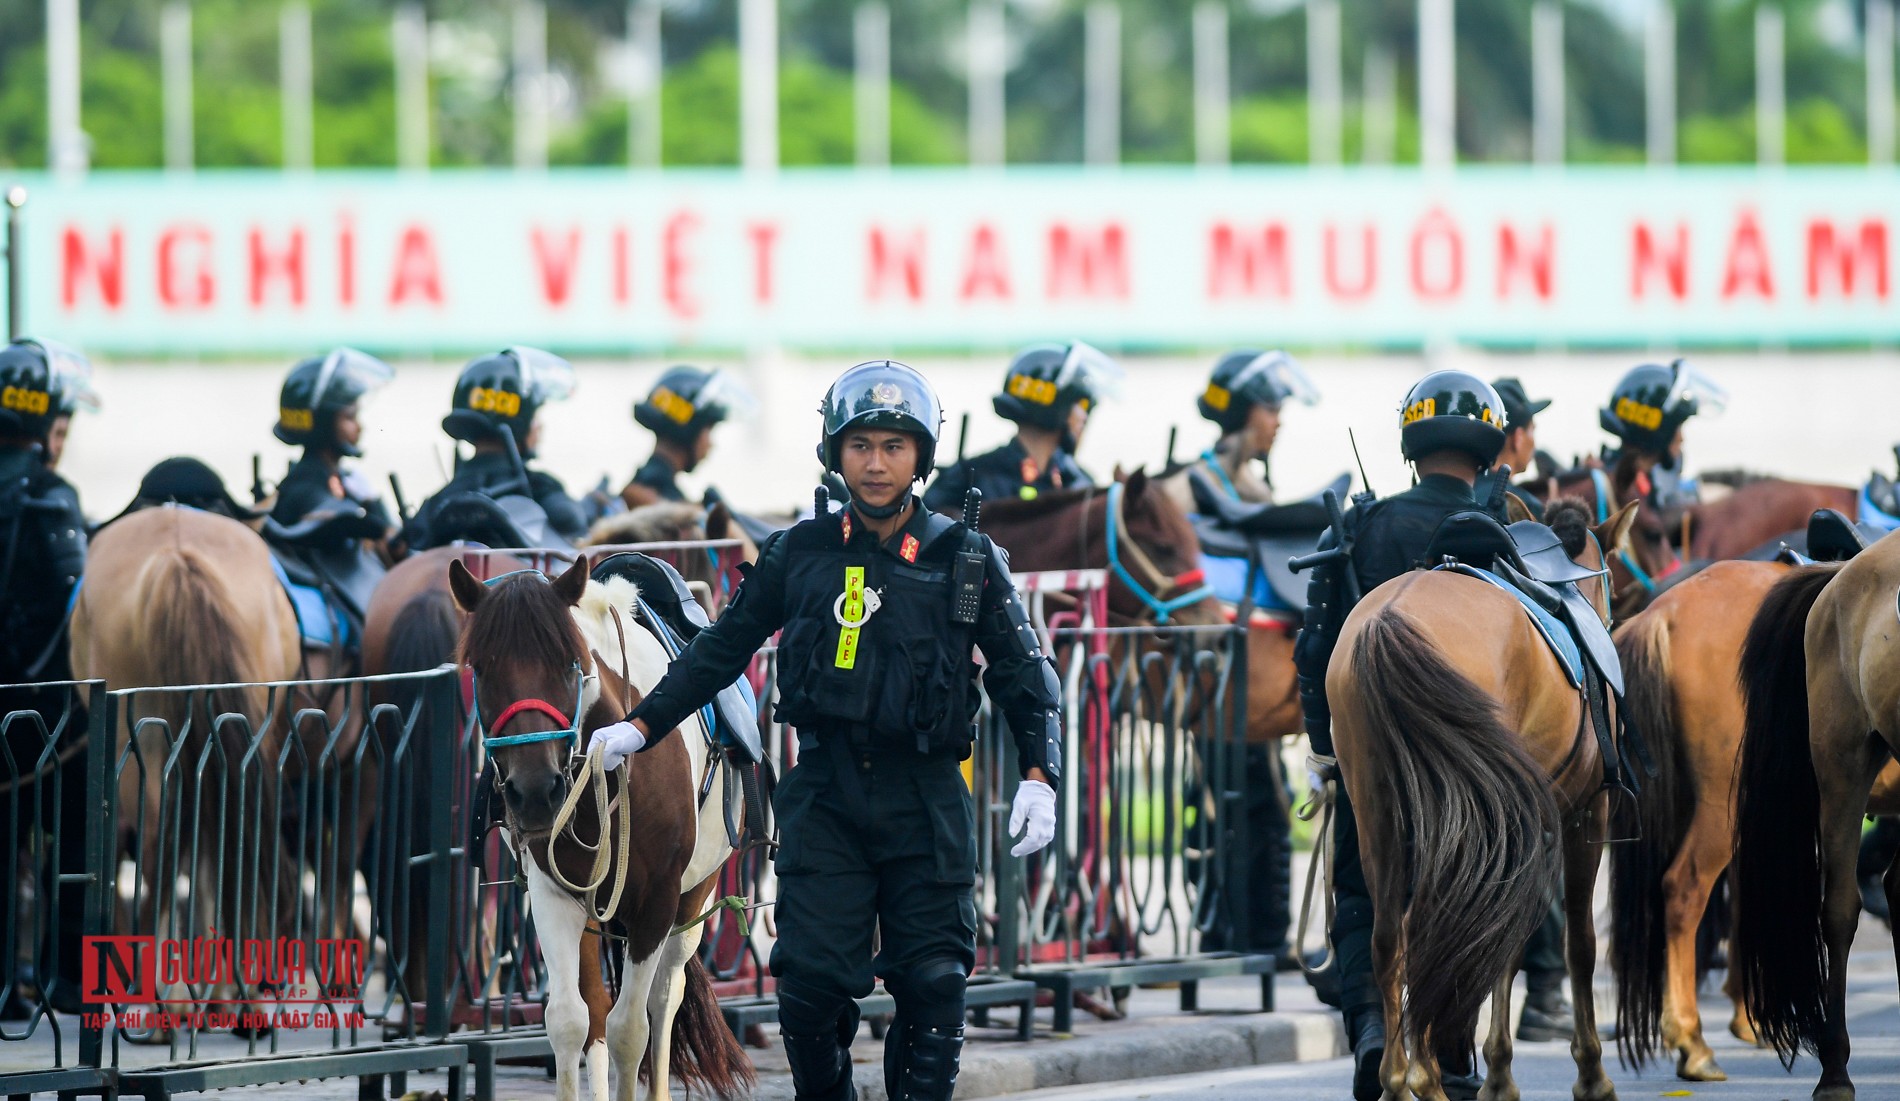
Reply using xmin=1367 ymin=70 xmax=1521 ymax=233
xmin=1104 ymin=480 xmax=1216 ymax=624
xmin=1589 ymin=467 xmax=1656 ymax=594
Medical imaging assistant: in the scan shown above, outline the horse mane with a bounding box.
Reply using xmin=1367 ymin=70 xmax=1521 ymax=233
xmin=583 ymin=501 xmax=705 ymax=547
xmin=1543 ymin=498 xmax=1592 ymax=558
xmin=458 ymin=573 xmax=587 ymax=672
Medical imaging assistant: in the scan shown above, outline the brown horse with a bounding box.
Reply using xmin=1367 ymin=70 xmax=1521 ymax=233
xmin=1552 ymin=460 xmax=1683 ymax=617
xmin=1732 ymin=537 xmax=1900 ymax=1101
xmin=449 ymin=555 xmax=751 ymax=1101
xmin=1682 ymin=477 xmax=1858 ymax=560
xmin=1605 ymin=558 xmax=1786 ymax=1080
xmin=68 ymin=506 xmax=307 ymax=1021
xmin=1328 ymin=498 xmax=1635 ymax=1101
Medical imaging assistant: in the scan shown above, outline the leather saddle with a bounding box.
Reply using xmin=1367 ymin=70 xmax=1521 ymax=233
xmin=1759 ymin=507 xmax=1888 ymax=565
xmin=261 ymin=501 xmax=389 ymax=636
xmin=1188 ymin=472 xmax=1348 ymax=614
xmin=427 ymin=492 xmax=575 ymax=552
xmin=590 ymin=551 xmax=763 ymax=763
xmin=1423 ymin=510 xmax=1621 ymax=696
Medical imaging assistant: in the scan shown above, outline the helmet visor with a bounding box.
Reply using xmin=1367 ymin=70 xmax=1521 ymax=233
xmin=1232 ymin=351 xmax=1321 ymax=408
xmin=692 ymin=368 xmax=759 ymax=423
xmin=311 ymin=347 xmax=394 ymax=410
xmin=506 ymin=346 xmax=577 ymax=404
xmin=1055 ymin=341 xmax=1126 ymax=404
xmin=1665 ymin=360 xmax=1728 ymax=418
xmin=24 ymin=338 xmax=97 ymax=409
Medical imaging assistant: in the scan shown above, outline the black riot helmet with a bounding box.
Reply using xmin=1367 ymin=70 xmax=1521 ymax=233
xmin=1197 ymin=349 xmax=1321 ymax=434
xmin=1598 ymin=359 xmax=1726 ymax=468
xmin=1398 ymin=370 xmax=1508 ymax=468
xmin=442 ymin=346 xmax=576 ymax=458
xmin=273 ymin=348 xmax=394 ymax=458
xmin=992 ymin=342 xmax=1124 ymax=432
xmin=0 ymin=338 xmax=96 ymax=441
xmin=817 ymin=360 xmax=945 ymax=478
xmin=633 ymin=365 xmax=756 ymax=448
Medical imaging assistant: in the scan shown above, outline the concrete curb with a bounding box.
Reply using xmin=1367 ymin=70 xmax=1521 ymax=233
xmin=748 ymin=1012 xmax=1346 ymax=1100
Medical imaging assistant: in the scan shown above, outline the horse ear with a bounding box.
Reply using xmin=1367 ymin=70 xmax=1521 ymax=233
xmin=1598 ymin=500 xmax=1639 ymax=556
xmin=1112 ymin=462 xmax=1127 ymax=481
xmin=1124 ymin=468 xmax=1149 ymax=508
xmin=705 ymin=501 xmax=730 ymax=541
xmin=554 ymin=554 xmax=590 ymax=605
xmin=448 ymin=559 xmax=486 ymax=613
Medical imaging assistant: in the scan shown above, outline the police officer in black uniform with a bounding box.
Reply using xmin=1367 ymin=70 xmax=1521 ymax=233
xmin=624 ymin=365 xmax=751 ymax=505
xmin=270 ymin=348 xmax=398 ymax=543
xmin=922 ymin=342 xmax=1120 ymax=512
xmin=1295 ymin=371 xmax=1509 ymax=1101
xmin=1474 ymin=377 xmax=1551 ymax=523
xmin=1598 ymin=359 xmax=1726 ymax=514
xmin=592 ymin=360 xmax=1063 ymax=1101
xmin=0 ymin=338 xmax=94 ymax=1015
xmin=403 ymin=348 xmax=590 ymax=548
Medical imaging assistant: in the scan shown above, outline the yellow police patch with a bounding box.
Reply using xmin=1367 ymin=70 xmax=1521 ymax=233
xmin=2 ymin=386 xmax=51 ymax=417
xmin=1614 ymin=396 xmax=1664 ymax=431
xmin=1202 ymin=383 xmax=1231 ymax=412
xmin=1401 ymin=397 xmax=1436 ymax=425
xmin=835 ymin=566 xmax=866 ymax=669
xmin=1006 ymin=374 xmax=1058 ymax=406
xmin=469 ymin=386 xmax=522 ymax=417
xmin=650 ymin=385 xmax=696 ymax=424
xmin=278 ymin=406 xmax=315 ymax=431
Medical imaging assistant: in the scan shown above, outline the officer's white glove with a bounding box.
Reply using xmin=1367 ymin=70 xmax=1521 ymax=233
xmin=1008 ymin=780 xmax=1057 ymax=858
xmin=339 ymin=468 xmax=380 ymax=502
xmin=592 ymin=721 xmax=646 ymax=771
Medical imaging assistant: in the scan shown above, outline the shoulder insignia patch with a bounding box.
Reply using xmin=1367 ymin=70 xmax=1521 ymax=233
xmin=900 ymin=533 xmax=920 ymax=562
xmin=841 ymin=513 xmax=853 ymax=543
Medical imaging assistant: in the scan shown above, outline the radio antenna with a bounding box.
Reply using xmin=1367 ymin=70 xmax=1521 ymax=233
xmin=1348 ymin=428 xmax=1375 ymax=497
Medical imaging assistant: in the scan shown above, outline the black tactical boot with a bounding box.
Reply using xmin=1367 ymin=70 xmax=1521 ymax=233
xmin=1346 ymin=1010 xmax=1385 ymax=1101
xmin=1515 ymin=984 xmax=1575 ymax=1043
xmin=781 ymin=998 xmax=860 ymax=1101
xmin=1435 ymin=1042 xmax=1482 ymax=1101
xmin=889 ymin=1022 xmax=964 ymax=1101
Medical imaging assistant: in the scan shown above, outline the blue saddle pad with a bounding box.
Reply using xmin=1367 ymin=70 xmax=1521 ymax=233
xmin=1433 ymin=563 xmax=1582 ymax=688
xmin=1860 ymin=482 xmax=1900 ymax=534
xmin=1199 ymin=552 xmax=1294 ymax=613
xmin=269 ymin=554 xmax=354 ymax=649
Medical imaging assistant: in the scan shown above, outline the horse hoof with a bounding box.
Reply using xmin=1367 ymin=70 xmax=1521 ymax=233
xmin=1571 ymin=1082 xmax=1617 ymax=1101
xmin=1675 ymin=1051 xmax=1727 ymax=1082
xmin=1729 ymin=1017 xmax=1764 ymax=1047
xmin=1812 ymin=1087 xmax=1855 ymax=1101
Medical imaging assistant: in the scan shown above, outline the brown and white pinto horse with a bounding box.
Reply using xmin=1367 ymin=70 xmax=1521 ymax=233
xmin=450 ymin=555 xmax=751 ymax=1101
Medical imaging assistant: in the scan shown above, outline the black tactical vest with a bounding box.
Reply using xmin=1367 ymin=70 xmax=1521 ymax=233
xmin=772 ymin=514 xmax=981 ymax=756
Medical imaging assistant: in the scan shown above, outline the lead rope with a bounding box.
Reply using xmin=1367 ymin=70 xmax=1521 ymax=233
xmin=1293 ymin=753 xmax=1339 ymax=978
xmin=543 ymin=606 xmax=637 ymax=923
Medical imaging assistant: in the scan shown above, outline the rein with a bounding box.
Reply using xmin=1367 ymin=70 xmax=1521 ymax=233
xmin=1104 ymin=480 xmax=1215 ymax=624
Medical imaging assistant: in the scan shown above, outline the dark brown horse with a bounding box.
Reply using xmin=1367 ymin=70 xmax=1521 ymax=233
xmin=1733 ymin=538 xmax=1900 ymax=1101
xmin=1552 ymin=460 xmax=1683 ymax=617
xmin=450 ymin=556 xmax=751 ymax=1101
xmin=1682 ymin=476 xmax=1858 ymax=560
xmin=1328 ymin=498 xmax=1634 ymax=1101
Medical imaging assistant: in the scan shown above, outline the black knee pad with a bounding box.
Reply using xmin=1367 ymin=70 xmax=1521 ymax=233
xmin=778 ymin=980 xmax=859 ymax=1042
xmin=892 ymin=956 xmax=967 ymax=1029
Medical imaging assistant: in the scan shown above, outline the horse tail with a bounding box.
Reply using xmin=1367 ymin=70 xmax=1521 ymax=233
xmin=1733 ymin=563 xmax=1840 ymax=1065
xmin=1345 ymin=610 xmax=1559 ymax=1064
xmin=1607 ymin=611 xmax=1692 ymax=1067
xmin=667 ymin=953 xmax=755 ymax=1098
xmin=143 ymin=544 xmax=269 ymax=726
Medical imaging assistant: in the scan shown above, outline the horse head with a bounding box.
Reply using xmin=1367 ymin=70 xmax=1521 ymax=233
xmin=450 ymin=553 xmax=596 ymax=836
xmin=1555 ymin=461 xmax=1678 ymax=616
xmin=1110 ymin=468 xmax=1224 ymax=627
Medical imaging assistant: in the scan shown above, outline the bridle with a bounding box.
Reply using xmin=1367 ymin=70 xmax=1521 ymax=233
xmin=1588 ymin=467 xmax=1673 ymax=596
xmin=1102 ymin=480 xmax=1215 ymax=624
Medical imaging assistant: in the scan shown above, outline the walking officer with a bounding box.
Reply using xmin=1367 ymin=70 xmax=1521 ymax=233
xmin=922 ymin=341 xmax=1120 ymax=512
xmin=270 ymin=348 xmax=399 ymax=544
xmin=593 ymin=360 xmax=1063 ymax=1101
xmin=1295 ymin=370 xmax=1509 ymax=1101
xmin=623 ymin=365 xmax=753 ymax=506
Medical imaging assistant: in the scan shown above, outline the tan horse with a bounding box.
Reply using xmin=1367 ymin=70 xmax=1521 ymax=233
xmin=1328 ymin=498 xmax=1635 ymax=1101
xmin=450 ymin=555 xmax=752 ymax=1101
xmin=69 ymin=506 xmax=306 ymax=1020
xmin=1732 ymin=536 xmax=1900 ymax=1101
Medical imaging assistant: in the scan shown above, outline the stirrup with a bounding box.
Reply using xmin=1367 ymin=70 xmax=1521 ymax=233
xmin=1594 ymin=773 xmax=1642 ymax=845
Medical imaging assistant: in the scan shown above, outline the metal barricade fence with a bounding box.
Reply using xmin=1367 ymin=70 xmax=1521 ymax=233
xmin=0 ymin=555 xmax=1272 ymax=1098
xmin=1 ymin=680 xmax=111 ymax=1098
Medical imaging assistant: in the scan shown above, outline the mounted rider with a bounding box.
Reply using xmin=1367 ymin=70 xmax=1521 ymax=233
xmin=1295 ymin=370 xmax=1508 ymax=1101
xmin=402 ymin=348 xmax=590 ymax=549
xmin=624 ymin=365 xmax=753 ymax=506
xmin=270 ymin=348 xmax=398 ymax=548
xmin=922 ymin=341 xmax=1120 ymax=512
xmin=1475 ymin=377 xmax=1552 ymax=522
xmin=1190 ymin=349 xmax=1321 ymax=504
xmin=1598 ymin=359 xmax=1727 ymax=514
xmin=0 ymin=338 xmax=93 ymax=685
xmin=593 ymin=360 xmax=1063 ymax=1101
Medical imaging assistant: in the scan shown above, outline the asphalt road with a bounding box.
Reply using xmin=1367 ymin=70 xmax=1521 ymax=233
xmin=987 ymin=922 xmax=1900 ymax=1101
